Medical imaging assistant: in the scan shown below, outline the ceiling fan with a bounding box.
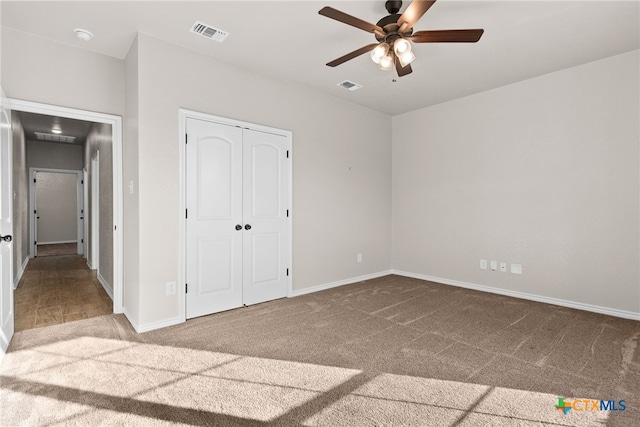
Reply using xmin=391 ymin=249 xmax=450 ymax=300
xmin=319 ymin=0 xmax=484 ymax=77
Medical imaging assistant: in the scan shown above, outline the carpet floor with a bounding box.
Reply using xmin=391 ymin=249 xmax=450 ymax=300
xmin=1 ymin=275 xmax=638 ymax=426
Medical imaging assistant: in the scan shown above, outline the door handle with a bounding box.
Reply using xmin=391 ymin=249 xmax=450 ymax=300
xmin=0 ymin=235 xmax=12 ymax=243
xmin=244 ymin=224 xmax=252 ymax=230
xmin=235 ymin=224 xmax=242 ymax=231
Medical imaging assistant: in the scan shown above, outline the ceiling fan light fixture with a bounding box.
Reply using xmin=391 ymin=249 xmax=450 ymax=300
xmin=393 ymin=38 xmax=411 ymax=56
xmin=378 ymin=53 xmax=394 ymax=71
xmin=370 ymin=42 xmax=390 ymax=64
xmin=398 ymin=50 xmax=416 ymax=67
xmin=371 ymin=43 xmax=389 ymax=64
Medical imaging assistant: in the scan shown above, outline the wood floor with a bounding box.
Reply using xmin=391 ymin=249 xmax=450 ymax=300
xmin=13 ymin=244 xmax=113 ymax=332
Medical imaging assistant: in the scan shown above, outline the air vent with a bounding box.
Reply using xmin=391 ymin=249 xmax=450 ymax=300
xmin=337 ymin=80 xmax=362 ymax=91
xmin=34 ymin=132 xmax=76 ymax=143
xmin=190 ymin=21 xmax=229 ymax=42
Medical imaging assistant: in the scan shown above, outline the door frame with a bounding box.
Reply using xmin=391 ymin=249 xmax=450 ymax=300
xmin=178 ymin=109 xmax=293 ymax=323
xmin=11 ymin=99 xmax=124 ymax=314
xmin=28 ymin=168 xmax=83 ymax=256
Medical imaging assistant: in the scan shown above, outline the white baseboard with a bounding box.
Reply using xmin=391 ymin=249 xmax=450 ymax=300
xmin=86 ymin=259 xmax=93 ymax=270
xmin=38 ymin=240 xmax=77 ymax=245
xmin=290 ymin=270 xmax=394 ymax=298
xmin=392 ymin=270 xmax=640 ymax=321
xmin=13 ymin=256 xmax=29 ymax=290
xmin=97 ymin=273 xmax=113 ymax=300
xmin=122 ymin=306 xmax=182 ymax=333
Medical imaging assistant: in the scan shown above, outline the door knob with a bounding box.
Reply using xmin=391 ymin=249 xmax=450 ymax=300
xmin=235 ymin=224 xmax=242 ymax=231
xmin=244 ymin=224 xmax=252 ymax=230
xmin=0 ymin=235 xmax=12 ymax=243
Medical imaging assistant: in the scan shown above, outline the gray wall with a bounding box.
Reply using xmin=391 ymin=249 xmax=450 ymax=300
xmin=1 ymin=27 xmax=124 ymax=116
xmin=127 ymin=33 xmax=392 ymax=327
xmin=392 ymin=50 xmax=640 ymax=314
xmin=84 ymin=122 xmax=114 ymax=291
xmin=27 ymin=140 xmax=83 ymax=171
xmin=11 ymin=112 xmax=27 ymax=283
xmin=123 ymin=36 xmax=140 ymax=321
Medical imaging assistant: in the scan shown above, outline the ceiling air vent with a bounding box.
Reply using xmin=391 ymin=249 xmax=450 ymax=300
xmin=34 ymin=132 xmax=76 ymax=143
xmin=190 ymin=21 xmax=229 ymax=42
xmin=337 ymin=80 xmax=362 ymax=91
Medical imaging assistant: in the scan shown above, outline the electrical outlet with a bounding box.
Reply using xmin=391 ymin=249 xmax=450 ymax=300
xmin=166 ymin=281 xmax=176 ymax=295
xmin=500 ymin=262 xmax=507 ymax=272
xmin=357 ymin=253 xmax=363 ymax=263
xmin=490 ymin=260 xmax=497 ymax=271
xmin=480 ymin=259 xmax=487 ymax=270
xmin=510 ymin=264 xmax=522 ymax=275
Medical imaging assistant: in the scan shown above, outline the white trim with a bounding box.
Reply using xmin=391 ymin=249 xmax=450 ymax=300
xmin=392 ymin=270 xmax=640 ymax=321
xmin=13 ymin=257 xmax=29 ymax=290
xmin=35 ymin=240 xmax=77 ymax=245
xmin=86 ymin=259 xmax=93 ymax=270
xmin=290 ymin=270 xmax=393 ymax=297
xmin=123 ymin=308 xmax=182 ymax=334
xmin=29 ymin=167 xmax=82 ymax=257
xmin=97 ymin=272 xmax=113 ymax=300
xmin=178 ymin=109 xmax=293 ymax=323
xmin=10 ymin=99 xmax=124 ymax=315
xmin=122 ymin=307 xmax=139 ymax=332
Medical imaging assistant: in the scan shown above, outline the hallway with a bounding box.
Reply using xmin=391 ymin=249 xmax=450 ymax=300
xmin=13 ymin=244 xmax=113 ymax=331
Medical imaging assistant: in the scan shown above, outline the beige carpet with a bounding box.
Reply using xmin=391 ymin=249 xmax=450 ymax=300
xmin=1 ymin=275 xmax=638 ymax=426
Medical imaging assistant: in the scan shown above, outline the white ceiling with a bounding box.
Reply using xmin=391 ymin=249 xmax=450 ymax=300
xmin=2 ymin=1 xmax=639 ymax=116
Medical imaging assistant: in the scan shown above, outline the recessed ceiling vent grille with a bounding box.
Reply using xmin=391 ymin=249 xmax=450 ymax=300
xmin=337 ymin=80 xmax=362 ymax=91
xmin=190 ymin=21 xmax=229 ymax=42
xmin=34 ymin=132 xmax=76 ymax=143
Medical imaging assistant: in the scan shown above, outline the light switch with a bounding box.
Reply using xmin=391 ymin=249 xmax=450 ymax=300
xmin=490 ymin=260 xmax=497 ymax=271
xmin=128 ymin=180 xmax=134 ymax=194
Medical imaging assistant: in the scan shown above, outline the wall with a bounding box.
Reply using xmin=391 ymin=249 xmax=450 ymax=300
xmin=84 ymin=123 xmax=114 ymax=291
xmin=392 ymin=50 xmax=640 ymax=316
xmin=27 ymin=140 xmax=83 ymax=170
xmin=132 ymin=34 xmax=392 ymax=328
xmin=0 ymin=27 xmax=124 ymax=116
xmin=11 ymin=112 xmax=27 ymax=284
xmin=123 ymin=36 xmax=140 ymax=325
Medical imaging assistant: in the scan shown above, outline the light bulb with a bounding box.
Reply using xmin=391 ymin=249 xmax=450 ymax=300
xmin=370 ymin=43 xmax=389 ymax=64
xmin=51 ymin=126 xmax=62 ymax=134
xmin=398 ymin=51 xmax=416 ymax=68
xmin=394 ymin=38 xmax=411 ymax=56
xmin=378 ymin=54 xmax=394 ymax=71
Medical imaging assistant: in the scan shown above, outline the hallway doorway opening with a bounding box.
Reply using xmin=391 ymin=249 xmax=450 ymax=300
xmin=8 ymin=99 xmax=123 ymax=330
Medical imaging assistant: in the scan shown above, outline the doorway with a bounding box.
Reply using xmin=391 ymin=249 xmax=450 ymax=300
xmin=8 ymin=99 xmax=123 ymax=317
xmin=29 ymin=168 xmax=84 ymax=258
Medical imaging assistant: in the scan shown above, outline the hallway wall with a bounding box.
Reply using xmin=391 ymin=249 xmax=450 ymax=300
xmin=84 ymin=123 xmax=114 ymax=291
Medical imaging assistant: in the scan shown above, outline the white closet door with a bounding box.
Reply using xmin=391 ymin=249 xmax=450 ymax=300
xmin=242 ymin=129 xmax=289 ymax=306
xmin=186 ymin=118 xmax=243 ymax=319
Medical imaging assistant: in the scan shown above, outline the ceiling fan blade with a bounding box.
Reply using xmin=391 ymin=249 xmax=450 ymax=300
xmin=395 ymin=60 xmax=413 ymax=77
xmin=326 ymin=43 xmax=379 ymax=67
xmin=397 ymin=0 xmax=437 ymax=32
xmin=319 ymin=6 xmax=384 ymax=34
xmin=408 ymin=29 xmax=484 ymax=43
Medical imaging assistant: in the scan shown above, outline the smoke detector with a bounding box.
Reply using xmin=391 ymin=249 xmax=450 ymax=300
xmin=74 ymin=28 xmax=93 ymax=41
